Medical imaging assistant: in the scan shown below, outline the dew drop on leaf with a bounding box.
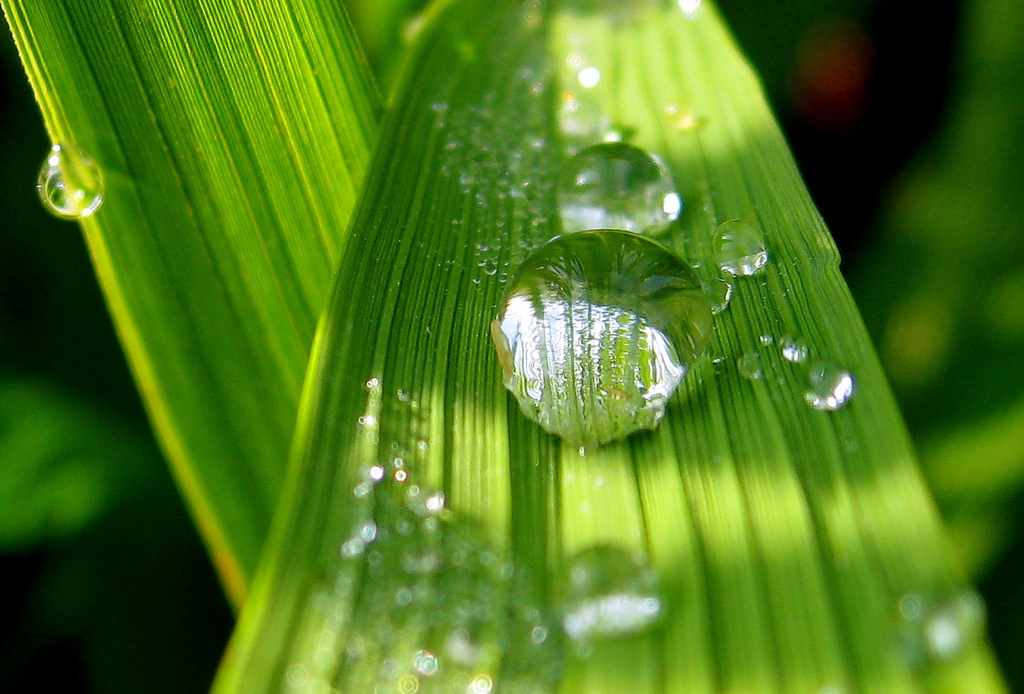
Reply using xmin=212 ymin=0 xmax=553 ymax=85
xmin=713 ymin=219 xmax=769 ymax=276
xmin=804 ymin=361 xmax=855 ymax=411
xmin=492 ymin=230 xmax=713 ymax=446
xmin=897 ymin=590 xmax=986 ymax=669
xmin=414 ymin=650 xmax=439 ymax=677
xmin=557 ymin=545 xmax=664 ymax=642
xmin=737 ymin=352 xmax=764 ymax=380
xmin=779 ymin=335 xmax=810 ymax=363
xmin=557 ymin=142 xmax=681 ymax=235
xmin=704 ymin=276 xmax=733 ymax=313
xmin=405 ymin=484 xmax=446 ymax=518
xmin=36 ymin=142 xmax=104 ymax=220
xmin=332 ymin=474 xmax=564 ymax=693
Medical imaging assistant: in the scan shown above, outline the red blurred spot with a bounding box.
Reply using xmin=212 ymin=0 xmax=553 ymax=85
xmin=791 ymin=19 xmax=874 ymax=133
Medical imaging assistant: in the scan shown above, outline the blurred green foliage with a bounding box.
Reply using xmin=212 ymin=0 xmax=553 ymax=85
xmin=0 ymin=29 xmax=232 ymax=691
xmin=851 ymin=0 xmax=1024 ymax=571
xmin=2 ymin=0 xmax=1023 ymax=691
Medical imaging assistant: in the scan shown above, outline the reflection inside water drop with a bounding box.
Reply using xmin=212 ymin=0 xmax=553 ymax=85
xmin=37 ymin=142 xmax=105 ymax=220
xmin=557 ymin=142 xmax=681 ymax=235
xmin=704 ymin=277 xmax=733 ymax=314
xmin=492 ymin=230 xmax=712 ymax=446
xmin=804 ymin=361 xmax=855 ymax=411
xmin=713 ymin=219 xmax=768 ymax=276
xmin=780 ymin=335 xmax=809 ymax=363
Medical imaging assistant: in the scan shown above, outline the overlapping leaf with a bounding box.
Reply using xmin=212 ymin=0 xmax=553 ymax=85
xmin=214 ymin=0 xmax=1005 ymax=691
xmin=1 ymin=0 xmax=378 ymax=602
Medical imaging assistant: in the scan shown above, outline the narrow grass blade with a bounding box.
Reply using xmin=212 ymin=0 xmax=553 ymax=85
xmin=215 ymin=0 xmax=1005 ymax=690
xmin=1 ymin=0 xmax=378 ymax=601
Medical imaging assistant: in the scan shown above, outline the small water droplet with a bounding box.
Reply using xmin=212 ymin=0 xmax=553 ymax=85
xmin=406 ymin=485 xmax=446 ymax=517
xmin=285 ymin=663 xmax=308 ymax=688
xmin=704 ymin=277 xmax=733 ymax=313
xmin=395 ymin=586 xmax=414 ymax=606
xmin=493 ymin=231 xmax=713 ymax=446
xmin=759 ymin=334 xmax=775 ymax=346
xmin=37 ymin=142 xmax=104 ymax=219
xmin=379 ymin=658 xmax=400 ymax=681
xmin=558 ymin=545 xmax=663 ymax=642
xmin=663 ymin=102 xmax=702 ymax=131
xmin=678 ymin=0 xmax=702 ymax=17
xmin=557 ymin=142 xmax=681 ymax=235
xmin=414 ymin=649 xmax=440 ymax=677
xmin=402 ymin=546 xmax=441 ymax=575
xmin=469 ymin=674 xmax=495 ymax=693
xmin=737 ymin=353 xmax=764 ymax=380
xmin=804 ymin=362 xmax=855 ymax=411
xmin=713 ymin=220 xmax=768 ymax=276
xmin=780 ymin=335 xmax=810 ymax=363
xmin=898 ymin=590 xmax=986 ymax=668
xmin=577 ymin=66 xmax=601 ymax=88
xmin=341 ymin=536 xmax=366 ymax=558
xmin=359 ymin=520 xmax=379 ymax=542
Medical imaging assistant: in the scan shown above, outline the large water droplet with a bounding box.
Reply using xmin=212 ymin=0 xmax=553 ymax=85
xmin=557 ymin=142 xmax=681 ymax=235
xmin=37 ymin=142 xmax=105 ymax=220
xmin=557 ymin=545 xmax=663 ymax=642
xmin=804 ymin=362 xmax=855 ymax=411
xmin=713 ymin=220 xmax=768 ymax=276
xmin=897 ymin=590 xmax=986 ymax=668
xmin=492 ymin=230 xmax=713 ymax=446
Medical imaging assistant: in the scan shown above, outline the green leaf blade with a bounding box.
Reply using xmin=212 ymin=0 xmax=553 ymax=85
xmin=216 ymin=0 xmax=1005 ymax=691
xmin=2 ymin=0 xmax=378 ymax=601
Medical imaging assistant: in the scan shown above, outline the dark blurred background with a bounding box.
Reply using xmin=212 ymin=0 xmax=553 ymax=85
xmin=2 ymin=0 xmax=1022 ymax=690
